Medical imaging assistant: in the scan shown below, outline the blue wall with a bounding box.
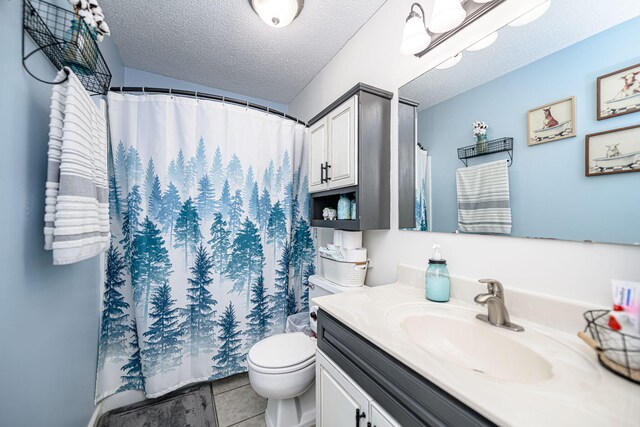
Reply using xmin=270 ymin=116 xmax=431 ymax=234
xmin=0 ymin=1 xmax=124 ymax=426
xmin=0 ymin=2 xmax=287 ymax=425
xmin=419 ymin=17 xmax=640 ymax=244
xmin=123 ymin=68 xmax=289 ymax=112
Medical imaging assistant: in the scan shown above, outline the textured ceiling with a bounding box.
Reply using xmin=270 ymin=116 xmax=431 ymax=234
xmin=401 ymin=0 xmax=640 ymax=111
xmin=101 ymin=0 xmax=388 ymax=104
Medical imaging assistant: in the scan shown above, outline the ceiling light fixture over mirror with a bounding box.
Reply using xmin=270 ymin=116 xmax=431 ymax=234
xmin=429 ymin=0 xmax=467 ymax=33
xmin=249 ymin=0 xmax=304 ymax=28
xmin=400 ymin=3 xmax=431 ymax=55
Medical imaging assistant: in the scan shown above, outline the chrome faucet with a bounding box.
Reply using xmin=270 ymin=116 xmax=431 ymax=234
xmin=474 ymin=279 xmax=524 ymax=332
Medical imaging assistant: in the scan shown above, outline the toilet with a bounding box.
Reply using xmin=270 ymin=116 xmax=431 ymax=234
xmin=247 ymin=275 xmax=357 ymax=427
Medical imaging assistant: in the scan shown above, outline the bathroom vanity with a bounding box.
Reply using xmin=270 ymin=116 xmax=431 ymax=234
xmin=312 ymin=266 xmax=640 ymax=427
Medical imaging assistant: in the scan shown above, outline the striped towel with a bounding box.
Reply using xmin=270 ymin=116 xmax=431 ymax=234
xmin=44 ymin=68 xmax=109 ymax=264
xmin=456 ymin=159 xmax=512 ymax=235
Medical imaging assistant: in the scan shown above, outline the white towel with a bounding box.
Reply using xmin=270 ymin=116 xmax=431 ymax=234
xmin=456 ymin=159 xmax=512 ymax=235
xmin=44 ymin=68 xmax=109 ymax=264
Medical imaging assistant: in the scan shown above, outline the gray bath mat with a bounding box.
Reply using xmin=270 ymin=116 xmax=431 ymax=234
xmin=97 ymin=382 xmax=217 ymax=427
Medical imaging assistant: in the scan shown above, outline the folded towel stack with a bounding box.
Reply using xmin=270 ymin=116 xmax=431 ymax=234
xmin=455 ymin=159 xmax=512 ymax=235
xmin=44 ymin=67 xmax=109 ymax=264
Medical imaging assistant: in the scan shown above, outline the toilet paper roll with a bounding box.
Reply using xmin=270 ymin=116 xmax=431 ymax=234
xmin=341 ymin=231 xmax=362 ymax=249
xmin=343 ymin=248 xmax=367 ymax=262
xmin=310 ymin=305 xmax=319 ymax=334
xmin=333 ymin=230 xmax=343 ymax=247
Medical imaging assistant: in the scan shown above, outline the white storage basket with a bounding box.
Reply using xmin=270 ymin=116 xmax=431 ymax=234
xmin=321 ymin=256 xmax=369 ymax=287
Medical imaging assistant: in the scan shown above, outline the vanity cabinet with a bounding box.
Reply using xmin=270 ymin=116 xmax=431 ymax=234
xmin=317 ymin=309 xmax=496 ymax=427
xmin=308 ymin=83 xmax=392 ymax=230
xmin=317 ymin=350 xmax=400 ymax=427
xmin=309 ymin=95 xmax=358 ymax=193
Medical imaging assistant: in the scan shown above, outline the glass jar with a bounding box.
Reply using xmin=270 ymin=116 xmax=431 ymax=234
xmin=337 ymin=195 xmax=351 ymax=220
xmin=426 ymin=261 xmax=450 ymax=302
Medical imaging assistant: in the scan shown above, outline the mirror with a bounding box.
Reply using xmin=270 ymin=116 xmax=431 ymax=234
xmin=398 ymin=5 xmax=640 ymax=245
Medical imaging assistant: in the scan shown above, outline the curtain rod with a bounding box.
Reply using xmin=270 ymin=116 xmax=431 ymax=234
xmin=109 ymin=86 xmax=307 ymax=127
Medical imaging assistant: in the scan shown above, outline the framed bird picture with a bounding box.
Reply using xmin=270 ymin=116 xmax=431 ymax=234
xmin=527 ymin=97 xmax=576 ymax=146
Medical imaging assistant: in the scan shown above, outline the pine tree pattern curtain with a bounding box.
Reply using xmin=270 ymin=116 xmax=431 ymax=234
xmin=95 ymin=93 xmax=314 ymax=401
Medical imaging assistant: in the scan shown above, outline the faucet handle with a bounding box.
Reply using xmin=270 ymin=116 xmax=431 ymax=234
xmin=478 ymin=279 xmax=504 ymax=300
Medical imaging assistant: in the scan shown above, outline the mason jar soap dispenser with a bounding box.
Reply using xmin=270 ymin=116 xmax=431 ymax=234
xmin=426 ymin=244 xmax=450 ymax=302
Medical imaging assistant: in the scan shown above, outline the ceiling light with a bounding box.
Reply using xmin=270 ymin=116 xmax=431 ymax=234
xmin=429 ymin=0 xmax=466 ymax=34
xmin=400 ymin=3 xmax=431 ymax=55
xmin=508 ymin=0 xmax=551 ymax=27
xmin=250 ymin=0 xmax=304 ymax=28
xmin=436 ymin=52 xmax=462 ymax=69
xmin=466 ymin=31 xmax=498 ymax=51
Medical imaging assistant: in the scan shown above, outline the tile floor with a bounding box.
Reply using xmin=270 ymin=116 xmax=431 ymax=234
xmin=211 ymin=373 xmax=267 ymax=427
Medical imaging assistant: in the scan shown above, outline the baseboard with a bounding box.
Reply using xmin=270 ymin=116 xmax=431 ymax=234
xmin=87 ymin=403 xmax=103 ymax=427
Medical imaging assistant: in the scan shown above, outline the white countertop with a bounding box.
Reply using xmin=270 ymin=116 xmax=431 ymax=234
xmin=311 ymin=267 xmax=640 ymax=427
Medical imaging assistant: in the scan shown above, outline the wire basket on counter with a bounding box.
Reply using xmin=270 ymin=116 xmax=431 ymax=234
xmin=579 ymin=310 xmax=640 ymax=384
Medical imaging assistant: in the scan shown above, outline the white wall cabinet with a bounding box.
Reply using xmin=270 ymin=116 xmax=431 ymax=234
xmin=309 ymin=95 xmax=358 ymax=193
xmin=317 ymin=350 xmax=400 ymax=427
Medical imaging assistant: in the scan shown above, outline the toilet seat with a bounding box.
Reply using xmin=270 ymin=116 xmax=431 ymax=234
xmin=247 ymin=332 xmax=316 ymax=374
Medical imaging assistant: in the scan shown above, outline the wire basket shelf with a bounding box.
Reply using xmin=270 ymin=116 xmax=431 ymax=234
xmin=457 ymin=137 xmax=513 ymax=167
xmin=581 ymin=309 xmax=640 ymax=384
xmin=22 ymin=0 xmax=112 ymax=94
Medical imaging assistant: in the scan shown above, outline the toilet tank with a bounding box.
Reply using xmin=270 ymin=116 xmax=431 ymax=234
xmin=309 ymin=275 xmax=361 ymax=301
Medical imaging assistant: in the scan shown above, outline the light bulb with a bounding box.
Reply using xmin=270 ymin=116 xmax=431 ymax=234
xmin=429 ymin=0 xmax=466 ymax=34
xmin=250 ymin=0 xmax=303 ymax=28
xmin=466 ymin=32 xmax=498 ymax=51
xmin=400 ymin=13 xmax=431 ymax=55
xmin=509 ymin=0 xmax=551 ymax=27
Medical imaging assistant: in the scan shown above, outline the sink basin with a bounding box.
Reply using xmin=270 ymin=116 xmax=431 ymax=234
xmin=388 ymin=305 xmax=554 ymax=383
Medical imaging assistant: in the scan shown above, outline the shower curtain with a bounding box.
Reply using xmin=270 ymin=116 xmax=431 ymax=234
xmin=95 ymin=93 xmax=314 ymax=401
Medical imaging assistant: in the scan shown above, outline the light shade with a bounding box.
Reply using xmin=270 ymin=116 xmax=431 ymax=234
xmin=466 ymin=31 xmax=498 ymax=51
xmin=508 ymin=0 xmax=551 ymax=27
xmin=401 ymin=13 xmax=431 ymax=55
xmin=250 ymin=0 xmax=303 ymax=28
xmin=436 ymin=52 xmax=462 ymax=69
xmin=429 ymin=0 xmax=466 ymax=34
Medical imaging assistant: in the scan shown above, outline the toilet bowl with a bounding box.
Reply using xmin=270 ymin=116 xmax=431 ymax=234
xmin=247 ymin=275 xmax=362 ymax=427
xmin=247 ymin=332 xmax=317 ymax=427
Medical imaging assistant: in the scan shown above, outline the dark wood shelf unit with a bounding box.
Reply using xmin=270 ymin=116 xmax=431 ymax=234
xmin=309 ymin=83 xmax=392 ymax=231
xmin=311 ymin=219 xmax=361 ymax=230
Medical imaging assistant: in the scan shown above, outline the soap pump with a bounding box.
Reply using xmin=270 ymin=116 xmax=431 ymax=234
xmin=426 ymin=244 xmax=450 ymax=302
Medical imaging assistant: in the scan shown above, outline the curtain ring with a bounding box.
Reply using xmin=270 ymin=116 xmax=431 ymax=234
xmin=169 ymin=88 xmax=173 ymax=99
xmin=142 ymin=87 xmax=146 ymax=95
xmin=119 ymin=86 xmax=123 ymax=93
xmin=245 ymin=100 xmax=249 ymax=111
xmin=195 ymin=91 xmax=199 ymax=102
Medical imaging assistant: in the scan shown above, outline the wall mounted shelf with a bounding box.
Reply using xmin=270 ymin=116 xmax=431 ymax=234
xmin=457 ymin=137 xmax=513 ymax=167
xmin=22 ymin=0 xmax=112 ymax=95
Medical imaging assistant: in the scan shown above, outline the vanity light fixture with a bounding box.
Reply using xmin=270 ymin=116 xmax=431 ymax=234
xmin=429 ymin=0 xmax=467 ymax=34
xmin=466 ymin=31 xmax=498 ymax=51
xmin=472 ymin=0 xmax=494 ymax=3
xmin=435 ymin=52 xmax=462 ymax=69
xmin=400 ymin=3 xmax=431 ymax=56
xmin=249 ymin=0 xmax=304 ymax=28
xmin=508 ymin=0 xmax=551 ymax=27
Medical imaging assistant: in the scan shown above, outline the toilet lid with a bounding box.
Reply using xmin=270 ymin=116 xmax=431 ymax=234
xmin=248 ymin=332 xmax=316 ymax=370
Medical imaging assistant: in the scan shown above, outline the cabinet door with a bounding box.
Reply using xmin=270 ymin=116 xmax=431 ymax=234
xmin=327 ymin=95 xmax=358 ymax=190
xmin=317 ymin=351 xmax=369 ymax=427
xmin=309 ymin=117 xmax=329 ymax=193
xmin=369 ymin=401 xmax=401 ymax=427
